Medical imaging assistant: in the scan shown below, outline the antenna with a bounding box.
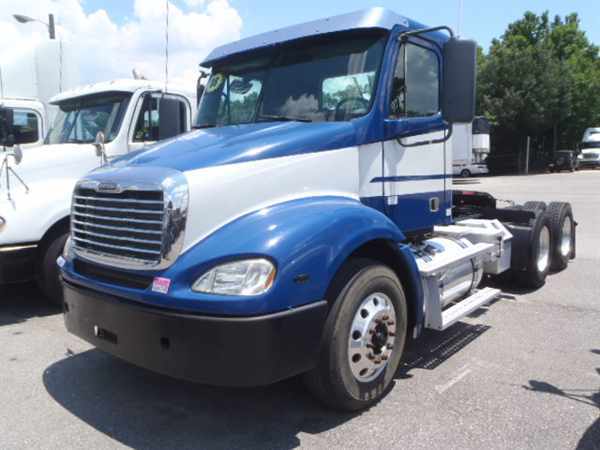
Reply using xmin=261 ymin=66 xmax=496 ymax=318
xmin=164 ymin=0 xmax=169 ymax=92
xmin=457 ymin=0 xmax=464 ymax=38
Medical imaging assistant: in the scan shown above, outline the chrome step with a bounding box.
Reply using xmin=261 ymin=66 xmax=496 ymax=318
xmin=426 ymin=287 xmax=501 ymax=331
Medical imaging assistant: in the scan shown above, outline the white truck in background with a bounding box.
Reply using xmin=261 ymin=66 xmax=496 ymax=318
xmin=0 ymin=98 xmax=47 ymax=148
xmin=0 ymin=78 xmax=197 ymax=303
xmin=0 ymin=35 xmax=80 ymax=148
xmin=577 ymin=127 xmax=600 ymax=169
xmin=453 ymin=116 xmax=490 ymax=177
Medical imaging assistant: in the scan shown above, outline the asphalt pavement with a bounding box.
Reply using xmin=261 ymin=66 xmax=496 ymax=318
xmin=1 ymin=170 xmax=599 ymax=449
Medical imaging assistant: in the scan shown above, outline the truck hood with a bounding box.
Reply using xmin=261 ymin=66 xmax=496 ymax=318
xmin=2 ymin=143 xmax=99 ymax=185
xmin=114 ymin=121 xmax=358 ymax=172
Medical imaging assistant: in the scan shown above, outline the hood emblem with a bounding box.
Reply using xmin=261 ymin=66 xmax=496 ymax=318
xmin=96 ymin=182 xmax=122 ymax=193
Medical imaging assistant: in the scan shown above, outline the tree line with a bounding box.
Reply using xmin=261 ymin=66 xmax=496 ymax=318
xmin=477 ymin=11 xmax=600 ymax=172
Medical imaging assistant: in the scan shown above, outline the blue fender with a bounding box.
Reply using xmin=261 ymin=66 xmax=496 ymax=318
xmin=157 ymin=196 xmax=409 ymax=315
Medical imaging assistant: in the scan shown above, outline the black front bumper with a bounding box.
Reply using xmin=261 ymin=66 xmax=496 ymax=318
xmin=0 ymin=243 xmax=37 ymax=284
xmin=63 ymin=280 xmax=328 ymax=387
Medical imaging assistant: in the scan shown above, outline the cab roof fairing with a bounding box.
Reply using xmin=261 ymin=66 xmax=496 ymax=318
xmin=201 ymin=7 xmax=449 ymax=67
xmin=49 ymin=79 xmax=196 ymax=105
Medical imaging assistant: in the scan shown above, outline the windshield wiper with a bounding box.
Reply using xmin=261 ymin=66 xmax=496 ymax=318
xmin=256 ymin=114 xmax=313 ymax=123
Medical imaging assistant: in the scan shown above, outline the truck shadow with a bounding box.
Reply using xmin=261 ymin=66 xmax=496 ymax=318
xmin=0 ymin=282 xmax=60 ymax=327
xmin=522 ymin=349 xmax=600 ymax=450
xmin=43 ymin=321 xmax=490 ymax=449
xmin=43 ymin=350 xmax=356 ymax=450
xmin=397 ymin=321 xmax=490 ymax=379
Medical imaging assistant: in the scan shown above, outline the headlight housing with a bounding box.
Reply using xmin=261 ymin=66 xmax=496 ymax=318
xmin=192 ymin=258 xmax=276 ymax=296
xmin=62 ymin=236 xmax=73 ymax=259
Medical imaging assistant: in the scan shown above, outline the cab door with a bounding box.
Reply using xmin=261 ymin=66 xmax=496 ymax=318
xmin=380 ymin=38 xmax=450 ymax=233
xmin=128 ymin=92 xmax=190 ymax=152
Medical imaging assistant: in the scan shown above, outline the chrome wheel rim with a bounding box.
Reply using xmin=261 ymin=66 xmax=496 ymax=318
xmin=347 ymin=292 xmax=396 ymax=383
xmin=537 ymin=226 xmax=551 ymax=272
xmin=560 ymin=216 xmax=572 ymax=257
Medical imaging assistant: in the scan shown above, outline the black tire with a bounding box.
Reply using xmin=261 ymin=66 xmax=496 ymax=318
xmin=460 ymin=169 xmax=471 ymax=178
xmin=37 ymin=231 xmax=69 ymax=305
xmin=546 ymin=202 xmax=576 ymax=271
xmin=523 ymin=201 xmax=547 ymax=213
xmin=304 ymin=258 xmax=407 ymax=411
xmin=514 ymin=213 xmax=552 ymax=289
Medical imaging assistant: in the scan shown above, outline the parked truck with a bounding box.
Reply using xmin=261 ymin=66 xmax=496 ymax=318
xmin=452 ymin=116 xmax=490 ymax=177
xmin=59 ymin=8 xmax=576 ymax=411
xmin=0 ymin=79 xmax=196 ymax=303
xmin=0 ymin=98 xmax=48 ymax=148
xmin=577 ymin=127 xmax=600 ymax=169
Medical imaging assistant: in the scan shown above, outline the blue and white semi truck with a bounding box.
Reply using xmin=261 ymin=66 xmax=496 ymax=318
xmin=59 ymin=8 xmax=577 ymax=411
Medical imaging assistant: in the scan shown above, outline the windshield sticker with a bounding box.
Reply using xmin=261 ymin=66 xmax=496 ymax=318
xmin=206 ymin=73 xmax=225 ymax=93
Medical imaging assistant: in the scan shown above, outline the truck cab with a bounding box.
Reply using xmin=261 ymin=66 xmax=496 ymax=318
xmin=0 ymin=79 xmax=196 ymax=302
xmin=0 ymin=98 xmax=47 ymax=148
xmin=59 ymin=8 xmax=576 ymax=411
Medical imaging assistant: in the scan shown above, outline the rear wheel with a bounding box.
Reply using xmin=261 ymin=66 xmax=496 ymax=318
xmin=523 ymin=201 xmax=547 ymax=212
xmin=514 ymin=213 xmax=552 ymax=289
xmin=37 ymin=231 xmax=69 ymax=306
xmin=304 ymin=259 xmax=407 ymax=411
xmin=546 ymin=202 xmax=575 ymax=271
xmin=460 ymin=169 xmax=471 ymax=178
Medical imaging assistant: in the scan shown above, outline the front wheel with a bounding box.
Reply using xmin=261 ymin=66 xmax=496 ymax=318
xmin=460 ymin=169 xmax=471 ymax=178
xmin=304 ymin=259 xmax=407 ymax=411
xmin=37 ymin=231 xmax=69 ymax=306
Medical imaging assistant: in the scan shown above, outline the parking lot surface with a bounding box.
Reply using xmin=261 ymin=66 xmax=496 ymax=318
xmin=1 ymin=171 xmax=599 ymax=450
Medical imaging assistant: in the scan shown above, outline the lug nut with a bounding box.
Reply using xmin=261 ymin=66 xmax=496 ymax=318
xmin=387 ymin=321 xmax=395 ymax=326
xmin=382 ymin=315 xmax=389 ymax=321
xmin=367 ymin=353 xmax=375 ymax=360
xmin=388 ymin=332 xmax=396 ymax=337
xmin=381 ymin=355 xmax=389 ymax=361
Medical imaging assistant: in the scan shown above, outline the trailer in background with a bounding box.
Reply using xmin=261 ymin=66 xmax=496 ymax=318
xmin=453 ymin=116 xmax=490 ymax=177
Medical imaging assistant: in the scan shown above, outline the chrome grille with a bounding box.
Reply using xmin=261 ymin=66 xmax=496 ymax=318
xmin=72 ymin=187 xmax=165 ymax=265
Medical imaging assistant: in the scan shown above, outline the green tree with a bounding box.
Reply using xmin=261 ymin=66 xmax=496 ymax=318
xmin=477 ymin=11 xmax=600 ymax=171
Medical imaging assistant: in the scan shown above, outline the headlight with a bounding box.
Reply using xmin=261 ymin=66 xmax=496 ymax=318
xmin=192 ymin=258 xmax=276 ymax=296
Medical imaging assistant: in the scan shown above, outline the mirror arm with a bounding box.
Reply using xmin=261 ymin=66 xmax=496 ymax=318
xmin=397 ymin=123 xmax=453 ymax=148
xmin=398 ymin=25 xmax=454 ymax=42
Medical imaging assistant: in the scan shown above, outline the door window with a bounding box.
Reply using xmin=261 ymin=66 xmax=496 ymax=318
xmin=133 ymin=94 xmax=187 ymax=142
xmin=10 ymin=109 xmax=40 ymax=144
xmin=390 ymin=43 xmax=440 ymax=118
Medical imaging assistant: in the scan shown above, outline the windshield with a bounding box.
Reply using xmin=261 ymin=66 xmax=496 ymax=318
xmin=196 ymin=31 xmax=387 ymax=127
xmin=45 ymin=93 xmax=130 ymax=144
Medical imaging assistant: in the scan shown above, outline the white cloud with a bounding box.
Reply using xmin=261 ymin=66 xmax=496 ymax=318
xmin=0 ymin=0 xmax=242 ymax=99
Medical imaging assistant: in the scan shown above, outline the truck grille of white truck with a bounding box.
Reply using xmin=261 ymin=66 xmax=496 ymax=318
xmin=72 ymin=187 xmax=165 ymax=266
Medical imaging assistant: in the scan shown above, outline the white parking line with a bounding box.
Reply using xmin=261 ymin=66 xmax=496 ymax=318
xmin=435 ymin=366 xmax=473 ymax=394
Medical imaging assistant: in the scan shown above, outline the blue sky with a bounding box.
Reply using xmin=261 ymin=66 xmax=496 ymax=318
xmin=83 ymin=0 xmax=599 ymax=51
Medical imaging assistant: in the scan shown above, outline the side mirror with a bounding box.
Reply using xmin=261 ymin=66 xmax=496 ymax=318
xmin=442 ymin=38 xmax=477 ymax=124
xmin=12 ymin=145 xmax=23 ymax=165
xmin=0 ymin=108 xmax=15 ymax=147
xmin=158 ymin=96 xmax=183 ymax=140
xmin=93 ymin=131 xmax=107 ymax=164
